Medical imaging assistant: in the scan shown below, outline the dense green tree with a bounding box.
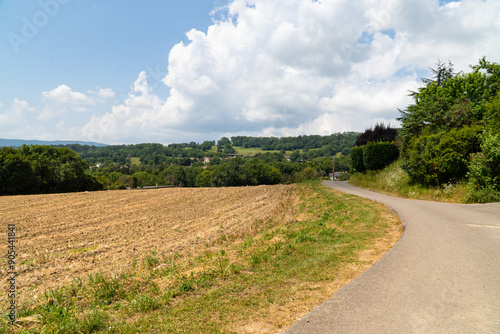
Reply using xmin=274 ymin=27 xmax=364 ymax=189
xmin=217 ymin=137 xmax=231 ymax=146
xmin=113 ymin=174 xmax=135 ymax=189
xmin=396 ymin=58 xmax=500 ymax=193
xmin=355 ymin=123 xmax=398 ymax=146
xmin=224 ymin=144 xmax=236 ymax=154
xmin=334 ymin=154 xmax=351 ymax=172
xmin=399 ymin=58 xmax=500 ymax=148
xmin=200 ymin=140 xmax=215 ymax=151
xmin=0 ymin=148 xmax=38 ymax=194
xmin=294 ymin=167 xmax=316 ymax=182
xmin=350 ymin=147 xmax=365 ymax=173
xmin=404 ymin=126 xmax=481 ymax=185
xmin=133 ymin=171 xmax=157 ymax=187
xmin=485 ymin=91 xmax=500 ymax=132
xmin=243 ymin=159 xmax=282 ymax=185
xmin=161 ymin=165 xmax=187 ymax=187
xmin=185 ymin=167 xmax=204 ymax=187
xmin=307 ymin=150 xmax=319 ymax=160
xmin=178 ymin=157 xmax=193 ymax=166
xmin=0 ymin=145 xmax=103 ymax=195
xmin=195 ymin=170 xmax=212 ymax=187
xmin=362 ymin=142 xmax=399 ymax=171
xmin=289 ymin=150 xmax=301 ymax=162
xmin=466 ymin=131 xmax=500 ymax=202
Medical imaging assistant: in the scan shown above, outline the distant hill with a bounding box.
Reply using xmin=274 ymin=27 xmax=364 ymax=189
xmin=0 ymin=138 xmax=107 ymax=147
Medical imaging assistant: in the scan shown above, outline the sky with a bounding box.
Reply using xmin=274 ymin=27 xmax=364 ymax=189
xmin=0 ymin=0 xmax=499 ymax=145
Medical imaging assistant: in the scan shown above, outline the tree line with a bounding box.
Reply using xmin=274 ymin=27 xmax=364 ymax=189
xmin=0 ymin=133 xmax=357 ymax=195
xmin=0 ymin=145 xmax=102 ymax=195
xmin=60 ymin=132 xmax=357 ymax=166
xmin=88 ymin=153 xmax=351 ymax=190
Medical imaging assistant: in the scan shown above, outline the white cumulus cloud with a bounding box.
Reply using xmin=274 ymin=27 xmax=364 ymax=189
xmin=81 ymin=0 xmax=500 ymax=143
xmin=0 ymin=98 xmax=42 ymax=138
xmin=0 ymin=98 xmax=35 ymax=126
xmin=82 ymin=71 xmax=165 ymax=143
xmin=40 ymin=84 xmax=115 ymax=121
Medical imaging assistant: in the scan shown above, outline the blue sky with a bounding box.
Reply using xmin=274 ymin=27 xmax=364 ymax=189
xmin=1 ymin=0 xmax=499 ymax=144
xmin=0 ymin=1 xmax=224 ymax=117
xmin=0 ymin=1 xmax=218 ymax=88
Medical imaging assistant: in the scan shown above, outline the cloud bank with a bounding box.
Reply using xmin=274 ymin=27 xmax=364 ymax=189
xmin=5 ymin=0 xmax=500 ymax=143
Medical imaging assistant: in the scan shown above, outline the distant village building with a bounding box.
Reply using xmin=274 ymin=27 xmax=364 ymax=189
xmin=90 ymin=163 xmax=103 ymax=169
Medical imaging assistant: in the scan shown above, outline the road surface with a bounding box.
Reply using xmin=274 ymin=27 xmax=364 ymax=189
xmin=285 ymin=181 xmax=500 ymax=333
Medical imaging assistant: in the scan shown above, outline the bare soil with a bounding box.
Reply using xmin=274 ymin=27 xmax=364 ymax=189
xmin=0 ymin=185 xmax=292 ymax=301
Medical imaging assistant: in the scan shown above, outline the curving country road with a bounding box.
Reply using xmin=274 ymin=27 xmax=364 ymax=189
xmin=286 ymin=181 xmax=500 ymax=334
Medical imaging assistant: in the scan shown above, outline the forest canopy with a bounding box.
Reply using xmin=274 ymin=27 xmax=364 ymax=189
xmin=0 ymin=145 xmax=103 ymax=195
xmin=0 ymin=132 xmax=357 ymax=195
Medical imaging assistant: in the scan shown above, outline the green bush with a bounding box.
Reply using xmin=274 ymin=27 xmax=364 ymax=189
xmin=363 ymin=142 xmax=399 ymax=171
xmin=350 ymin=146 xmax=365 ymax=173
xmin=403 ymin=126 xmax=481 ymax=186
xmin=466 ymin=131 xmax=500 ymax=202
xmin=351 ymin=142 xmax=399 ymax=173
xmin=485 ymin=91 xmax=500 ymax=132
xmin=195 ymin=170 xmax=212 ymax=187
xmin=294 ymin=167 xmax=317 ymax=182
xmin=0 ymin=149 xmax=39 ymax=194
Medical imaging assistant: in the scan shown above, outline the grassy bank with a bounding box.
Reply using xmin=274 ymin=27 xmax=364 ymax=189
xmin=349 ymin=160 xmax=470 ymax=203
xmin=3 ymin=182 xmax=401 ymax=333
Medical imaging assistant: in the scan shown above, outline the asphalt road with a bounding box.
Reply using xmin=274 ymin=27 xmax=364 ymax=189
xmin=285 ymin=181 xmax=500 ymax=334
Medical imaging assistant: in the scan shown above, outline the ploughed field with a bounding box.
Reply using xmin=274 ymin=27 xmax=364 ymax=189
xmin=0 ymin=183 xmax=402 ymax=333
xmin=0 ymin=186 xmax=292 ymax=299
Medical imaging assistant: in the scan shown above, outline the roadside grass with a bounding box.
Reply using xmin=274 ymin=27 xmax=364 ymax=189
xmin=4 ymin=181 xmax=402 ymax=333
xmin=349 ymin=159 xmax=469 ymax=203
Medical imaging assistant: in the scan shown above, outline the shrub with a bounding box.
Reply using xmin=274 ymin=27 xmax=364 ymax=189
xmin=466 ymin=131 xmax=500 ymax=202
xmin=350 ymin=146 xmax=365 ymax=173
xmin=363 ymin=142 xmax=399 ymax=171
xmin=195 ymin=170 xmax=212 ymax=187
xmin=403 ymin=126 xmax=481 ymax=186
xmin=351 ymin=142 xmax=399 ymax=172
xmin=294 ymin=167 xmax=317 ymax=182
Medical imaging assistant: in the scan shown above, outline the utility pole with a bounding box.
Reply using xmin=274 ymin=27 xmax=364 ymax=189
xmin=332 ymin=156 xmax=335 ymax=181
